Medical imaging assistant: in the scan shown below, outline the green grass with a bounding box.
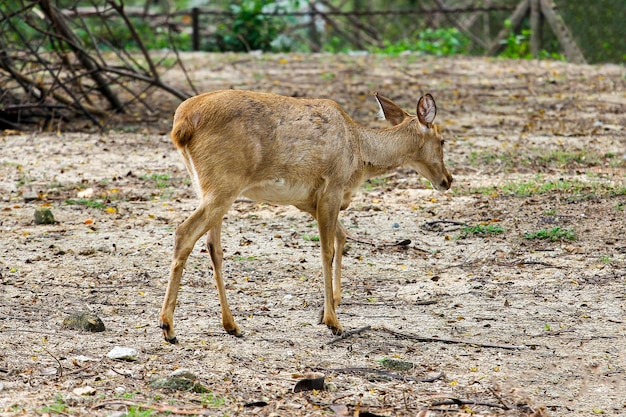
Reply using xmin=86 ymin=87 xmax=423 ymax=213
xmin=234 ymin=255 xmax=257 ymax=261
xmin=467 ymin=149 xmax=625 ymax=172
xmin=64 ymin=198 xmax=106 ymax=209
xmin=524 ymin=227 xmax=576 ymax=242
xmin=302 ymin=234 xmax=320 ymax=242
xmin=471 ymin=176 xmax=626 ymax=198
xmin=140 ymin=173 xmax=172 ymax=188
xmin=201 ymin=392 xmax=226 ymax=407
xmin=126 ymin=406 xmax=154 ymax=417
xmin=363 ymin=177 xmax=388 ymax=191
xmin=39 ymin=395 xmax=68 ymax=414
xmin=458 ymin=224 xmax=504 ymax=239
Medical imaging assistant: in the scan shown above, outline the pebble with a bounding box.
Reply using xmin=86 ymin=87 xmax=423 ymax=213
xmin=34 ymin=207 xmax=55 ymax=224
xmin=106 ymin=346 xmax=138 ymax=361
xmin=170 ymin=369 xmax=197 ymax=379
xmin=73 ymin=386 xmax=96 ymax=396
xmin=63 ymin=312 xmax=105 ymax=332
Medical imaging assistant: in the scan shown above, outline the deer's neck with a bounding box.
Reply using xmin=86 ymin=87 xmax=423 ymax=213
xmin=357 ymin=124 xmax=415 ymax=178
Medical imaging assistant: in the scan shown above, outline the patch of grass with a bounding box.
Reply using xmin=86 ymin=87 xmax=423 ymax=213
xmin=616 ymin=202 xmax=625 ymax=212
xmin=201 ymin=392 xmax=226 ymax=407
xmin=458 ymin=224 xmax=504 ymax=239
xmin=524 ymin=227 xmax=576 ymax=242
xmin=363 ymin=177 xmax=388 ymax=191
xmin=471 ymin=176 xmax=625 ymax=198
xmin=39 ymin=395 xmax=68 ymax=414
xmin=140 ymin=173 xmax=172 ymax=188
xmin=234 ymin=255 xmax=257 ymax=261
xmin=126 ymin=406 xmax=154 ymax=417
xmin=64 ymin=198 xmax=106 ymax=209
xmin=302 ymin=234 xmax=320 ymax=242
xmin=535 ymin=150 xmax=600 ymax=167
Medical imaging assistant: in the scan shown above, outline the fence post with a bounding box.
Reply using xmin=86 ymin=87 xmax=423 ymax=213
xmin=192 ymin=7 xmax=199 ymax=51
xmin=530 ymin=0 xmax=543 ymax=57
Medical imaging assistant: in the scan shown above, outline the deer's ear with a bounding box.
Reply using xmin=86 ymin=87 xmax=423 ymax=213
xmin=375 ymin=93 xmax=410 ymax=126
xmin=417 ymin=94 xmax=437 ymax=127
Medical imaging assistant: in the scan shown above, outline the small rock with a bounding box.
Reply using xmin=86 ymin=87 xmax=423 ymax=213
xmin=106 ymin=346 xmax=138 ymax=361
xmin=23 ymin=192 xmax=39 ymax=202
xmin=73 ymin=386 xmax=96 ymax=396
xmin=293 ymin=373 xmax=325 ymax=393
xmin=392 ymin=222 xmax=400 ymax=229
xmin=34 ymin=207 xmax=55 ymax=225
xmin=150 ymin=377 xmax=209 ymax=393
xmin=63 ymin=312 xmax=105 ymax=332
xmin=170 ymin=369 xmax=197 ymax=380
xmin=40 ymin=367 xmax=57 ymax=376
xmin=380 ymin=358 xmax=414 ymax=371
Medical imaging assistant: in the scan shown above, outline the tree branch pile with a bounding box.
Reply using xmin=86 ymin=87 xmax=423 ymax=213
xmin=0 ymin=0 xmax=195 ymax=131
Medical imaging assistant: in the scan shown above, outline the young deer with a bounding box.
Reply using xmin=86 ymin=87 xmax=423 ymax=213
xmin=159 ymin=90 xmax=452 ymax=343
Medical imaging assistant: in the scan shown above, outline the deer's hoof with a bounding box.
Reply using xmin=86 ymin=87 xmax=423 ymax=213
xmin=328 ymin=324 xmax=343 ymax=336
xmin=225 ymin=324 xmax=242 ymax=337
xmin=160 ymin=322 xmax=178 ymax=344
xmin=165 ymin=336 xmax=178 ymax=344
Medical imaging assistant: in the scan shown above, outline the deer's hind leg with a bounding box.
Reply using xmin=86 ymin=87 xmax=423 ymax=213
xmin=206 ymin=219 xmax=241 ymax=336
xmin=332 ymin=222 xmax=347 ymax=308
xmin=159 ymin=194 xmax=236 ymax=344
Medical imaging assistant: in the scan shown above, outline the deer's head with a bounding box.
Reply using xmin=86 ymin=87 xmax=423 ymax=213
xmin=375 ymin=93 xmax=453 ymax=192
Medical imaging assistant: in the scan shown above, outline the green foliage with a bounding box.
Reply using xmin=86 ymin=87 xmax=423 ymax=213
xmin=126 ymin=406 xmax=154 ymax=417
xmin=39 ymin=395 xmax=68 ymax=414
xmin=458 ymin=224 xmax=504 ymax=239
xmin=471 ymin=176 xmax=625 ymax=199
xmin=208 ymin=0 xmax=291 ymax=52
xmin=64 ymin=198 xmax=106 ymax=209
xmin=201 ymin=392 xmax=226 ymax=407
xmin=524 ymin=227 xmax=576 ymax=242
xmin=141 ymin=173 xmax=172 ymax=188
xmin=499 ymin=20 xmax=565 ymax=61
xmin=373 ymin=28 xmax=471 ymax=56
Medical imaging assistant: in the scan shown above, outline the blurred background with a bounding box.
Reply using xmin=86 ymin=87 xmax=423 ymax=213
xmin=1 ymin=0 xmax=624 ymax=130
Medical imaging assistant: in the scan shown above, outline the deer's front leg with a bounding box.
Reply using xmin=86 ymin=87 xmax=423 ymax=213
xmin=316 ymin=193 xmax=343 ymax=335
xmin=159 ymin=202 xmax=224 ymax=344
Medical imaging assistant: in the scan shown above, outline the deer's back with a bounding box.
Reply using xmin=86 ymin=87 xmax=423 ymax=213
xmin=173 ymin=90 xmax=362 ymax=199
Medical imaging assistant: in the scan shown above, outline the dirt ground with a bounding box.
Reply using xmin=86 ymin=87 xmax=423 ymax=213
xmin=1 ymin=54 xmax=625 ymax=417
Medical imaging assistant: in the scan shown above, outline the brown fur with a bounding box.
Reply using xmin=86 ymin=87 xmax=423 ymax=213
xmin=159 ymin=90 xmax=452 ymax=343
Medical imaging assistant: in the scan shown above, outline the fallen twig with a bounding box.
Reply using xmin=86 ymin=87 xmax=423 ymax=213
xmin=382 ymin=326 xmax=526 ymax=350
xmin=327 ymin=325 xmax=371 ymax=344
xmin=329 ymin=367 xmax=444 ymax=383
xmin=92 ymin=400 xmax=213 ymax=415
xmin=421 ymin=220 xmax=468 ymax=233
xmin=347 ymin=233 xmax=412 ymax=248
xmin=431 ymin=398 xmax=510 ymax=410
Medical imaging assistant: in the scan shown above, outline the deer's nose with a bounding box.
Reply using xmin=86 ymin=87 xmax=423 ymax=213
xmin=440 ymin=174 xmax=453 ymax=190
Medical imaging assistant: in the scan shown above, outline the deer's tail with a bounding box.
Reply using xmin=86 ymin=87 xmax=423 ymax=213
xmin=170 ymin=111 xmax=196 ymax=148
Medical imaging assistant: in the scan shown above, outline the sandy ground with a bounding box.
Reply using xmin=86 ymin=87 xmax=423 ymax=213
xmin=1 ymin=54 xmax=625 ymax=416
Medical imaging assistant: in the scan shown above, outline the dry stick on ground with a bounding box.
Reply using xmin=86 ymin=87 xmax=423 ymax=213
xmin=347 ymin=233 xmax=414 ymax=248
xmin=381 ymin=326 xmax=526 ymax=350
xmin=328 ymin=367 xmax=444 ymax=383
xmin=420 ymin=220 xmax=468 ymax=233
xmin=327 ymin=325 xmax=372 ymax=344
xmin=431 ymin=398 xmax=510 ymax=410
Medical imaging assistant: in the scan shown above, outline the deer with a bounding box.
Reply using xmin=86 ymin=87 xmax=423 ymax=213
xmin=159 ymin=89 xmax=452 ymax=344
